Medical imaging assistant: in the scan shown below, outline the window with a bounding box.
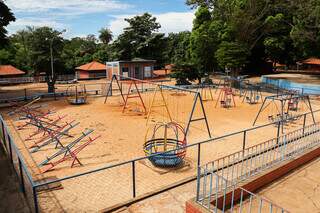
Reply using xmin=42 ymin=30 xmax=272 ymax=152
xmin=144 ymin=66 xmax=152 ymax=78
xmin=122 ymin=67 xmax=129 ymax=77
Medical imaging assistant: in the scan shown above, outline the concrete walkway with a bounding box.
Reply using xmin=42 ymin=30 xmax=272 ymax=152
xmin=113 ymin=181 xmax=197 ymax=213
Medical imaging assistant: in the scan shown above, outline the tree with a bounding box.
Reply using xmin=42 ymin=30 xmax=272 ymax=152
xmin=0 ymin=0 xmax=15 ymax=47
xmin=215 ymin=41 xmax=250 ymax=73
xmin=99 ymin=28 xmax=113 ymax=44
xmin=165 ymin=31 xmax=191 ymax=64
xmin=113 ymin=13 xmax=166 ymax=65
xmin=290 ymin=0 xmax=320 ymax=57
xmin=26 ymin=27 xmax=65 ymax=92
xmin=189 ymin=6 xmax=219 ymax=81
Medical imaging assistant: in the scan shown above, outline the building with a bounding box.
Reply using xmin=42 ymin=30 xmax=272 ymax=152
xmin=298 ymin=57 xmax=320 ymax=71
xmin=0 ymin=65 xmax=25 ymax=78
xmin=75 ymin=61 xmax=106 ymax=80
xmin=106 ymin=59 xmax=156 ymax=80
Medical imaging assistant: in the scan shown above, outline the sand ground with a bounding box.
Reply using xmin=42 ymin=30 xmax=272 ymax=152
xmin=1 ymin=77 xmax=320 ymax=212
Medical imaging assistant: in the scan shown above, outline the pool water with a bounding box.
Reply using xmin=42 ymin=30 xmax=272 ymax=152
xmin=261 ymin=76 xmax=320 ymax=95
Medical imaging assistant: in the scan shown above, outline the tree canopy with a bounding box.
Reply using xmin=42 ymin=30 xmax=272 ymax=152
xmin=0 ymin=0 xmax=15 ymax=47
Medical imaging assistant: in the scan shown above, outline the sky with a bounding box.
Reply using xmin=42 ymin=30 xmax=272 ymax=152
xmin=6 ymin=0 xmax=195 ymax=39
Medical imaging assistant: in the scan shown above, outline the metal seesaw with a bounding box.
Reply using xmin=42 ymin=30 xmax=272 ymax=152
xmin=29 ymin=121 xmax=80 ymax=153
xmin=39 ymin=129 xmax=100 ymax=173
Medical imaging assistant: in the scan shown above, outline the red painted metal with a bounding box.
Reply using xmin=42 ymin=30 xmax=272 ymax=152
xmin=122 ymin=80 xmax=146 ymax=114
xmin=40 ymin=135 xmax=101 ymax=173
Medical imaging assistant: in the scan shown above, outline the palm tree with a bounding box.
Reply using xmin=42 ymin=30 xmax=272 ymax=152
xmin=98 ymin=28 xmax=113 ymax=44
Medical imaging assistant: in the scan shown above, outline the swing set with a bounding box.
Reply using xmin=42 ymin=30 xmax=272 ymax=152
xmin=196 ymin=84 xmax=214 ymax=101
xmin=252 ymin=93 xmax=315 ymax=127
xmin=242 ymin=83 xmax=263 ymax=104
xmin=215 ymin=86 xmax=236 ymax=108
xmin=104 ymin=74 xmax=212 ymax=138
xmin=104 ymin=75 xmax=147 ymax=114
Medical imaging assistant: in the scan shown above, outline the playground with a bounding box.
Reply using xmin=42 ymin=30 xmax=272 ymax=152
xmin=0 ymin=75 xmax=320 ymax=212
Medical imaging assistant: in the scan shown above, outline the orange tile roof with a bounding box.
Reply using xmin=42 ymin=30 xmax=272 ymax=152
xmin=301 ymin=57 xmax=320 ymax=65
xmin=76 ymin=61 xmax=106 ymax=71
xmin=0 ymin=65 xmax=25 ymax=76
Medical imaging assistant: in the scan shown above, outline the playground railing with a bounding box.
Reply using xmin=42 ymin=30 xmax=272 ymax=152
xmin=0 ymin=109 xmax=320 ymax=212
xmin=0 ymin=82 xmax=107 ymax=104
xmin=0 ymin=115 xmax=37 ymax=212
xmin=197 ymin=172 xmax=290 ymax=212
xmin=196 ymin=122 xmax=320 ymax=211
xmin=0 ymin=75 xmax=75 ymax=85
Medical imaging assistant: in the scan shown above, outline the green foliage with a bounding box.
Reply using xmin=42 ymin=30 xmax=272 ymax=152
xmin=99 ymin=28 xmax=113 ymax=44
xmin=0 ymin=48 xmax=12 ymax=64
xmin=215 ymin=41 xmax=249 ymax=69
xmin=112 ymin=13 xmax=166 ymax=65
xmin=0 ymin=1 xmax=15 ymax=47
xmin=189 ymin=6 xmax=218 ymax=77
xmin=165 ymin=31 xmax=191 ymax=64
xmin=170 ymin=62 xmax=198 ymax=85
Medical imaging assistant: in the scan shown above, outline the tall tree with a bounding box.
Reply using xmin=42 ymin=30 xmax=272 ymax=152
xmin=0 ymin=0 xmax=15 ymax=47
xmin=189 ymin=6 xmax=219 ymax=80
xmin=99 ymin=28 xmax=113 ymax=44
xmin=113 ymin=13 xmax=166 ymax=65
xmin=27 ymin=27 xmax=65 ymax=92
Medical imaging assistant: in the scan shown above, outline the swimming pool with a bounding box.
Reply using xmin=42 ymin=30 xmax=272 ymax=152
xmin=261 ymin=75 xmax=320 ymax=95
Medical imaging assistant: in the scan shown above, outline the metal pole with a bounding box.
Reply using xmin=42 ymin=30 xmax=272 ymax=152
xmin=242 ymin=131 xmax=247 ymax=151
xmin=18 ymin=159 xmax=26 ymax=194
xmin=303 ymin=114 xmax=307 ymax=135
xmin=1 ymin=120 xmax=7 ymax=150
xmin=280 ymin=100 xmax=284 ymax=134
xmin=276 ymin=122 xmax=281 ymax=144
xmin=196 ymin=165 xmax=201 ymax=201
xmin=307 ymin=96 xmax=316 ymax=124
xmin=8 ymin=136 xmax=13 ymax=163
xmin=132 ymin=161 xmax=136 ymax=198
xmin=197 ymin=143 xmax=201 ymax=167
xmin=33 ymin=186 xmax=39 ymax=213
xmin=50 ymin=39 xmax=54 ymax=80
xmin=253 ymin=98 xmax=267 ymax=126
xmin=198 ymin=94 xmax=212 ymax=138
xmin=24 ymin=89 xmax=27 ymax=101
xmin=196 ymin=142 xmax=202 ymax=201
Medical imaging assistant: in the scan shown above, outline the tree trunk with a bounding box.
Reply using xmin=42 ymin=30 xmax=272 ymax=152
xmin=47 ymin=81 xmax=55 ymax=93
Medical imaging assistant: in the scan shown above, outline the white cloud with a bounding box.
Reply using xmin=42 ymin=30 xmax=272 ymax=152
xmin=6 ymin=0 xmax=131 ymax=15
xmin=7 ymin=17 xmax=68 ymax=34
xmin=5 ymin=0 xmax=132 ymax=36
xmin=109 ymin=12 xmax=195 ymax=37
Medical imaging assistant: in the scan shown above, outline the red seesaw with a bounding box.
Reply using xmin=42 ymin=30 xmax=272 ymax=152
xmin=39 ymin=129 xmax=100 ymax=173
xmin=24 ymin=115 xmax=68 ymax=141
xmin=28 ymin=120 xmax=78 ymax=151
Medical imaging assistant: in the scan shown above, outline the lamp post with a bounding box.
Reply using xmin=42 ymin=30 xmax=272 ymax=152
xmin=50 ymin=39 xmax=54 ymax=81
xmin=46 ymin=29 xmax=66 ymax=82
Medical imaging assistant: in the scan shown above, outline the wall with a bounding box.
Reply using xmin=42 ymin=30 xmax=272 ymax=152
xmin=119 ymin=62 xmax=154 ymax=79
xmin=76 ymin=70 xmax=89 ymax=80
